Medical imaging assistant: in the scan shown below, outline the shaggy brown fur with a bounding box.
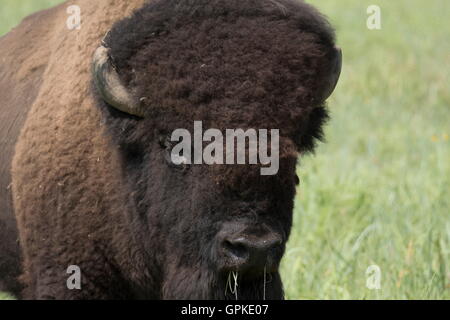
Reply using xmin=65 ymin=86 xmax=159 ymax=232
xmin=105 ymin=0 xmax=335 ymax=152
xmin=1 ymin=0 xmax=339 ymax=299
xmin=8 ymin=0 xmax=147 ymax=299
xmin=0 ymin=5 xmax=65 ymax=296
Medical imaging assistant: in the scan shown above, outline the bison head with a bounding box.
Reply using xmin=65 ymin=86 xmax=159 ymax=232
xmin=92 ymin=0 xmax=341 ymax=299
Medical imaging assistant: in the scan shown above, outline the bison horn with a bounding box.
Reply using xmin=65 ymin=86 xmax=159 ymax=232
xmin=92 ymin=46 xmax=146 ymax=117
xmin=319 ymin=46 xmax=343 ymax=102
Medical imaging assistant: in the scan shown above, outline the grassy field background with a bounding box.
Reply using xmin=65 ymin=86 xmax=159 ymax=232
xmin=0 ymin=0 xmax=448 ymax=300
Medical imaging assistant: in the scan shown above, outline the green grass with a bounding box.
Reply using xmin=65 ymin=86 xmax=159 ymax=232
xmin=281 ymin=0 xmax=450 ymax=300
xmin=0 ymin=0 xmax=63 ymax=36
xmin=0 ymin=292 xmax=14 ymax=300
xmin=0 ymin=0 xmax=448 ymax=300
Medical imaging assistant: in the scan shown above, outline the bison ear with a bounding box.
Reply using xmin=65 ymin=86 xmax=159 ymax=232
xmin=92 ymin=46 xmax=146 ymax=117
xmin=317 ymin=47 xmax=342 ymax=102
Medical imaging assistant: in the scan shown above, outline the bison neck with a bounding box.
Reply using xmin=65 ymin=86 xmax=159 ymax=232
xmin=9 ymin=0 xmax=158 ymax=299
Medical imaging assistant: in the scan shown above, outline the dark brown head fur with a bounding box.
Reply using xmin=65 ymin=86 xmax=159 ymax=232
xmin=94 ymin=0 xmax=338 ymax=299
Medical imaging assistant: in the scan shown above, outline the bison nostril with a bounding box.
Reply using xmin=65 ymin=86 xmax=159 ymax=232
xmin=223 ymin=239 xmax=248 ymax=261
xmin=221 ymin=235 xmax=282 ymax=272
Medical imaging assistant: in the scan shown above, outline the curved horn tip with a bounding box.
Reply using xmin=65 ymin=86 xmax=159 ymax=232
xmin=92 ymin=45 xmax=146 ymax=118
xmin=321 ymin=46 xmax=342 ymax=102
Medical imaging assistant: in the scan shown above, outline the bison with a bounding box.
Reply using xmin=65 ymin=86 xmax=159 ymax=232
xmin=0 ymin=0 xmax=341 ymax=299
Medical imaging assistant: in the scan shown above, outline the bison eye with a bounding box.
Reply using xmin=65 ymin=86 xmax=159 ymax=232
xmin=159 ymin=135 xmax=190 ymax=172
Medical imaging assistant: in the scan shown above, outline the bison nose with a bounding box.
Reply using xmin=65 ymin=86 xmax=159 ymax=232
xmin=221 ymin=234 xmax=282 ymax=272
